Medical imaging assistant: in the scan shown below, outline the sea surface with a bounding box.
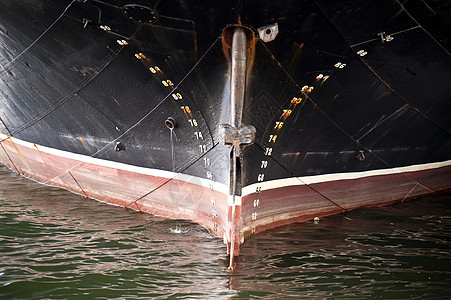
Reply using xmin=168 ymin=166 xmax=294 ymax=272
xmin=0 ymin=164 xmax=450 ymax=299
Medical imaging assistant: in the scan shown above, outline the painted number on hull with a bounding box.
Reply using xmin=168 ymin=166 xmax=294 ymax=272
xmin=194 ymin=132 xmax=204 ymax=139
xmin=274 ymin=122 xmax=283 ymax=129
xmin=268 ymin=135 xmax=277 ymax=143
xmin=188 ymin=119 xmax=198 ymax=126
xmin=172 ymin=93 xmax=182 ymax=100
xmin=138 ymin=51 xmax=213 ymax=195
xmin=265 ymin=148 xmax=272 ymax=156
xmin=257 ymin=174 xmax=265 ymax=182
xmin=253 ymin=199 xmax=259 ymax=207
xmin=282 ymin=109 xmax=292 ymax=117
xmin=162 ymin=80 xmax=174 ymax=87
xmin=181 ymin=106 xmax=191 ymax=114
xmin=291 ymin=97 xmax=302 ymax=104
xmin=261 ymin=160 xmax=268 ymax=168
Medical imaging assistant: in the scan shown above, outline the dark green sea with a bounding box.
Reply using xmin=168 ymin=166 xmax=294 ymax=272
xmin=0 ymin=164 xmax=450 ymax=299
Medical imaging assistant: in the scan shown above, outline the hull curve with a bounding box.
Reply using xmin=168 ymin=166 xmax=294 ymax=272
xmin=1 ymin=0 xmax=450 ymax=269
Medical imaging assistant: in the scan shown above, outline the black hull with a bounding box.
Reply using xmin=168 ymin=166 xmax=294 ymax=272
xmin=1 ymin=0 xmax=450 ymax=269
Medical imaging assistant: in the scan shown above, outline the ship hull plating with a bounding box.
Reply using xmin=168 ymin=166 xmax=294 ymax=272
xmin=1 ymin=0 xmax=450 ymax=268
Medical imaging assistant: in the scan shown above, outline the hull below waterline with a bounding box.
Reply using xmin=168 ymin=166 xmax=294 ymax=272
xmin=0 ymin=133 xmax=230 ymax=237
xmin=1 ymin=0 xmax=450 ymax=270
xmin=2 ymin=133 xmax=450 ymax=261
xmin=240 ymin=163 xmax=451 ymax=238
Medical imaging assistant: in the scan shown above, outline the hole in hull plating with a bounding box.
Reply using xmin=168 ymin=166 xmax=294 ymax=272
xmin=258 ymin=23 xmax=279 ymax=42
xmin=222 ymin=25 xmax=256 ymax=49
xmin=165 ymin=117 xmax=176 ymax=130
xmin=115 ymin=142 xmax=125 ymax=152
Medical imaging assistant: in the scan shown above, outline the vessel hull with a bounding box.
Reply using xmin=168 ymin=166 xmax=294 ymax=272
xmin=0 ymin=0 xmax=450 ymax=268
xmin=2 ymin=133 xmax=449 ymax=245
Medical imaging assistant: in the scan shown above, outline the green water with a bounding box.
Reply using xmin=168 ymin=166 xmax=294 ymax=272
xmin=0 ymin=165 xmax=450 ymax=299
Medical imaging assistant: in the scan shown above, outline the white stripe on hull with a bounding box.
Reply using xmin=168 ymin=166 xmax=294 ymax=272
xmin=0 ymin=133 xmax=230 ymax=195
xmin=2 ymin=133 xmax=450 ymax=199
xmin=242 ymin=160 xmax=451 ymax=196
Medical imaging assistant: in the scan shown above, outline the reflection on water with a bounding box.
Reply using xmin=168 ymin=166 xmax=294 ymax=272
xmin=232 ymin=199 xmax=451 ymax=298
xmin=0 ymin=164 xmax=450 ymax=299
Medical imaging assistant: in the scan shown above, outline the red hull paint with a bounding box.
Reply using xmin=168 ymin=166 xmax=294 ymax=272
xmin=240 ymin=165 xmax=451 ymax=241
xmin=1 ymin=134 xmax=450 ymax=269
xmin=0 ymin=136 xmax=229 ymax=238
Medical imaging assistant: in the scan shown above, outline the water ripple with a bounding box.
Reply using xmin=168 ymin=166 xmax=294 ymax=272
xmin=0 ymin=166 xmax=450 ymax=298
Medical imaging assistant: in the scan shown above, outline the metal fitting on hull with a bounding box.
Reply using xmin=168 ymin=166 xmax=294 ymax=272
xmin=230 ymin=27 xmax=247 ymax=128
xmin=221 ymin=26 xmax=256 ymax=271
